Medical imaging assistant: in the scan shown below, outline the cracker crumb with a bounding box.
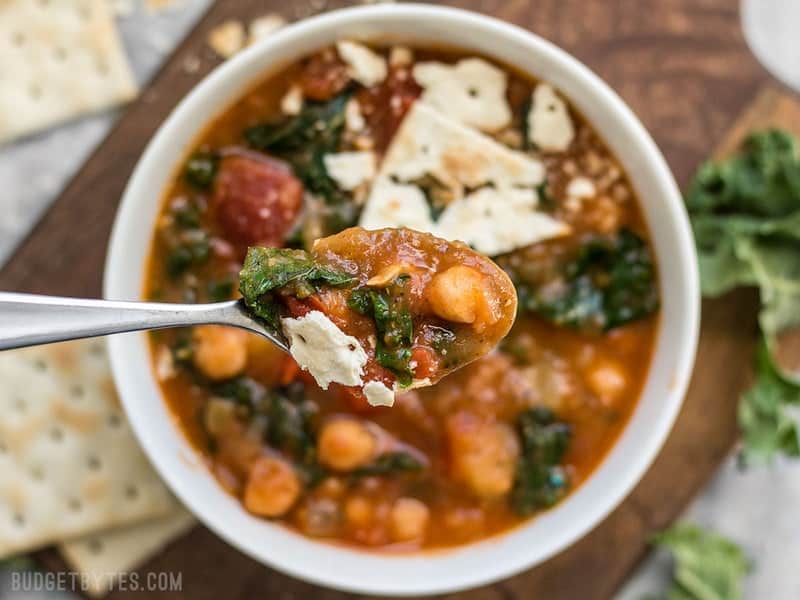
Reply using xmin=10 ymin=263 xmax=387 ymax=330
xmin=247 ymin=14 xmax=287 ymax=46
xmin=207 ymin=20 xmax=246 ymax=59
xmin=281 ymin=85 xmax=304 ymax=116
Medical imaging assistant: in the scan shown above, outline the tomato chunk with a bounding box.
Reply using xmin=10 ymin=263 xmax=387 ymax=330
xmin=299 ymin=51 xmax=351 ymax=101
xmin=211 ymin=152 xmax=303 ymax=255
xmin=356 ymin=67 xmax=421 ymax=150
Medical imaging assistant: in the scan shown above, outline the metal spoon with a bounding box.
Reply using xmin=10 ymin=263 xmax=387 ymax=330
xmin=0 ymin=292 xmax=288 ymax=352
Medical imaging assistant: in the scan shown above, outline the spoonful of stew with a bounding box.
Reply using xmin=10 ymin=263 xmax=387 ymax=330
xmin=0 ymin=227 xmax=517 ymax=406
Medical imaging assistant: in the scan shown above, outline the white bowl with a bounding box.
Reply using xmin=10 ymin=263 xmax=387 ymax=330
xmin=104 ymin=4 xmax=699 ymax=596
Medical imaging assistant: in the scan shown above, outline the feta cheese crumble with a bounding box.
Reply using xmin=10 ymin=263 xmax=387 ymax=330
xmin=323 ymin=151 xmax=376 ymax=191
xmin=281 ymin=311 xmax=367 ymax=389
xmin=412 ymin=58 xmax=512 ymax=132
xmin=364 ymin=381 xmax=395 ymax=407
xmin=336 ymin=40 xmax=388 ymax=87
xmin=528 ymin=83 xmax=575 ymax=152
xmin=280 ymin=85 xmax=303 ymax=116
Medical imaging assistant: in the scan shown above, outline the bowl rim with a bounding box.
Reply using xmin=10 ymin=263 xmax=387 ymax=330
xmin=104 ymin=3 xmax=700 ymax=595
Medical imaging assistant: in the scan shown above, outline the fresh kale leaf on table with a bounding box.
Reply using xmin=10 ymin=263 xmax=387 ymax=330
xmin=650 ymin=524 xmax=749 ymax=600
xmin=686 ymin=129 xmax=800 ymax=464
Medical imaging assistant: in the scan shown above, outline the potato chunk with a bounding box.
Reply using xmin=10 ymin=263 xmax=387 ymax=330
xmin=446 ymin=412 xmax=520 ymax=499
xmin=244 ymin=456 xmax=302 ymax=518
xmin=192 ymin=325 xmax=248 ymax=381
xmin=427 ymin=265 xmax=499 ymax=329
xmin=318 ymin=419 xmax=377 ymax=471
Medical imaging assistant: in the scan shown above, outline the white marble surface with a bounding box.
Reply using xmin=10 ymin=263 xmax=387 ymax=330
xmin=1 ymin=2 xmax=800 ymax=598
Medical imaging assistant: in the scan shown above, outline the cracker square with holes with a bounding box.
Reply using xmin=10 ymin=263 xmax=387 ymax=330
xmin=0 ymin=0 xmax=137 ymax=144
xmin=0 ymin=339 xmax=177 ymax=558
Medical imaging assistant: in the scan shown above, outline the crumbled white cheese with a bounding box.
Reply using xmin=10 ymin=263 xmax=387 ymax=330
xmin=323 ymin=151 xmax=376 ymax=191
xmin=359 ymin=176 xmax=436 ymax=232
xmin=389 ymin=45 xmax=413 ymax=67
xmin=281 ymin=311 xmax=367 ymax=389
xmin=280 ymin=85 xmax=304 ymax=116
xmin=345 ymin=98 xmax=366 ymax=132
xmin=412 ymin=58 xmax=512 ymax=132
xmin=437 ymin=187 xmax=570 ymax=256
xmin=336 ymin=40 xmax=388 ymax=87
xmin=364 ymin=381 xmax=395 ymax=407
xmin=528 ymin=83 xmax=575 ymax=152
xmin=566 ymin=176 xmax=596 ymax=199
xmin=378 ymin=102 xmax=544 ymax=195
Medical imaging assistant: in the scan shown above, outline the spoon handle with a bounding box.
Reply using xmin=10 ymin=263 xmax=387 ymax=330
xmin=0 ymin=293 xmax=278 ymax=351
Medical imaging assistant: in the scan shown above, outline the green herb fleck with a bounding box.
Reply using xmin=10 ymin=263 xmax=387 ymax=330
xmin=207 ymin=278 xmax=235 ymax=303
xmin=352 ymin=452 xmax=425 ymax=477
xmin=166 ymin=230 xmax=211 ymax=278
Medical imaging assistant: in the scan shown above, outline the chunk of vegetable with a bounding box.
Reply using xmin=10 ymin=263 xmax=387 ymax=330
xmin=211 ymin=154 xmax=304 ymax=253
xmin=184 ymin=152 xmax=219 ymax=189
xmin=244 ymin=456 xmax=302 ymax=517
xmin=352 ymin=451 xmax=425 ymax=477
xmin=510 ymin=407 xmax=571 ymax=515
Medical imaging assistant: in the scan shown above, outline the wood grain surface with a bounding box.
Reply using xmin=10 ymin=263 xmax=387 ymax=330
xmin=3 ymin=1 xmax=796 ymax=598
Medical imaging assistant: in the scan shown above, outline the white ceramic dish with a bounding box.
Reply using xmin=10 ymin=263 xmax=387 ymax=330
xmin=104 ymin=4 xmax=700 ymax=595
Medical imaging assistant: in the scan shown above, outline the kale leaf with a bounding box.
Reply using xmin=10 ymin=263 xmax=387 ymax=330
xmin=651 ymin=523 xmax=749 ymax=600
xmin=239 ymin=246 xmax=356 ymax=328
xmin=165 ymin=230 xmax=211 ymax=278
xmin=245 ymin=93 xmax=351 ymax=207
xmin=352 ymin=451 xmax=425 ymax=478
xmin=686 ymin=129 xmax=800 ymax=463
xmin=348 ymin=278 xmax=415 ymax=386
xmin=510 ymin=407 xmax=571 ymax=515
xmin=738 ymin=337 xmax=800 ymax=466
xmin=184 ymin=152 xmax=219 ymax=190
xmin=513 ymin=229 xmax=659 ymax=332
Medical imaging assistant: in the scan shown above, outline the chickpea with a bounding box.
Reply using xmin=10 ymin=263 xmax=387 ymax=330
xmin=585 ymin=358 xmax=629 ymax=405
xmin=389 ymin=497 xmax=430 ymax=542
xmin=426 ymin=266 xmax=498 ymax=328
xmin=446 ymin=412 xmax=520 ymax=499
xmin=243 ymin=456 xmax=302 ymax=518
xmin=344 ymin=495 xmax=373 ymax=528
xmin=317 ymin=419 xmax=377 ymax=471
xmin=192 ymin=325 xmax=248 ymax=380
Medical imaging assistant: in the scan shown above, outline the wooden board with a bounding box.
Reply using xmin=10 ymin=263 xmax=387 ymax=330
xmin=2 ymin=1 xmax=798 ymax=598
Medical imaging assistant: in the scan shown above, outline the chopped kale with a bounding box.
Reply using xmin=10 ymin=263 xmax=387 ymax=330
xmin=266 ymin=383 xmax=319 ymax=469
xmin=510 ymin=407 xmax=572 ymax=515
xmin=512 ymin=229 xmax=659 ymax=332
xmin=184 ymin=152 xmax=219 ymax=190
xmin=165 ymin=230 xmax=211 ymax=278
xmin=245 ymin=93 xmax=352 ymax=209
xmin=651 ymin=523 xmax=749 ymax=600
xmin=171 ymin=198 xmax=204 ymax=229
xmin=239 ymin=246 xmax=357 ymax=328
xmin=347 ymin=278 xmax=415 ymax=386
xmin=352 ymin=451 xmax=425 ymax=477
xmin=211 ymin=376 xmax=267 ymax=410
